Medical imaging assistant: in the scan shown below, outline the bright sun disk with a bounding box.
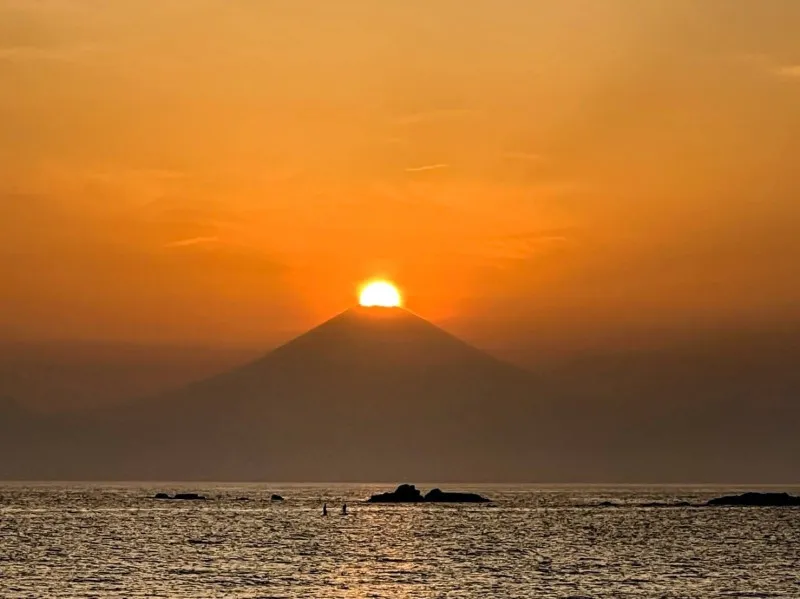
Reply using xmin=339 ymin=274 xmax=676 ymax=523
xmin=359 ymin=281 xmax=402 ymax=307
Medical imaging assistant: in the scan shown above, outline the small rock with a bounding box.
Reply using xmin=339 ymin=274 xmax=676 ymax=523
xmin=173 ymin=493 xmax=206 ymax=501
xmin=706 ymin=492 xmax=800 ymax=507
xmin=271 ymin=494 xmax=284 ymax=501
xmin=424 ymin=488 xmax=490 ymax=503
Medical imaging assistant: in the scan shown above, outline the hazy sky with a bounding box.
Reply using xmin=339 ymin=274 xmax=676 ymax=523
xmin=2 ymin=0 xmax=799 ymax=351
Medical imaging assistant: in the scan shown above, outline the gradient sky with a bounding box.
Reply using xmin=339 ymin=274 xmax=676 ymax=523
xmin=2 ymin=0 xmax=799 ymax=354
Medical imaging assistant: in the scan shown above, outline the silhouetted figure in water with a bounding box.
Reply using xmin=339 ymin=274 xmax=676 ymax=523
xmin=322 ymin=503 xmax=328 ymax=516
xmin=342 ymin=503 xmax=347 ymax=515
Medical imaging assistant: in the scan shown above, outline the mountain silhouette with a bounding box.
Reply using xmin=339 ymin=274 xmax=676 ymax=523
xmin=4 ymin=307 xmax=798 ymax=482
xmin=3 ymin=307 xmax=557 ymax=481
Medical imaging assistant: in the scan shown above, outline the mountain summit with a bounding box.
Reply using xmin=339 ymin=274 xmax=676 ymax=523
xmin=246 ymin=306 xmax=527 ymax=379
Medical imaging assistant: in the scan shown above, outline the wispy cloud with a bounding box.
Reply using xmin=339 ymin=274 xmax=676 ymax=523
xmin=503 ymin=152 xmax=545 ymax=162
xmin=479 ymin=229 xmax=575 ymax=262
xmin=404 ymin=164 xmax=450 ymax=173
xmin=737 ymin=54 xmax=800 ymax=81
xmin=164 ymin=236 xmax=219 ymax=248
xmin=0 ymin=44 xmax=96 ymax=62
xmin=391 ymin=109 xmax=478 ymax=126
xmin=773 ymin=65 xmax=800 ymax=79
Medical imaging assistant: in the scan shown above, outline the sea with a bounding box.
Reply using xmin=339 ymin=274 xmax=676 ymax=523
xmin=1 ymin=483 xmax=799 ymax=598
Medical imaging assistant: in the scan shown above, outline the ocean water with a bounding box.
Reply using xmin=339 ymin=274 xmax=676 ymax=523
xmin=1 ymin=484 xmax=799 ymax=598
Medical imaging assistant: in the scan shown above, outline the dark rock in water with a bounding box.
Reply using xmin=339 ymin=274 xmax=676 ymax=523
xmin=154 ymin=492 xmax=206 ymax=500
xmin=424 ymin=488 xmax=490 ymax=503
xmin=173 ymin=493 xmax=206 ymax=501
xmin=271 ymin=494 xmax=284 ymax=501
xmin=368 ymin=484 xmax=424 ymax=503
xmin=597 ymin=501 xmax=618 ymax=507
xmin=706 ymin=492 xmax=800 ymax=507
xmin=235 ymin=497 xmax=250 ymax=502
xmin=367 ymin=484 xmax=490 ymax=503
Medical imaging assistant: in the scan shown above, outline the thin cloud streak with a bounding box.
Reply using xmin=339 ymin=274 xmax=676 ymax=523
xmin=163 ymin=236 xmax=219 ymax=248
xmin=502 ymin=152 xmax=545 ymax=162
xmin=404 ymin=164 xmax=450 ymax=173
xmin=391 ymin=109 xmax=478 ymax=125
xmin=0 ymin=44 xmax=97 ymax=62
xmin=774 ymin=65 xmax=800 ymax=78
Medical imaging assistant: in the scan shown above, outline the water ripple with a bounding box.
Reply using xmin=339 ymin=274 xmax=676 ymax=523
xmin=1 ymin=484 xmax=799 ymax=598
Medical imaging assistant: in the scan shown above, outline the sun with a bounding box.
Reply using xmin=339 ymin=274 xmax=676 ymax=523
xmin=359 ymin=280 xmax=402 ymax=307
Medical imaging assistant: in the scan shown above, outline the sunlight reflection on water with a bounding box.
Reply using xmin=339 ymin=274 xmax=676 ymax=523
xmin=1 ymin=483 xmax=799 ymax=598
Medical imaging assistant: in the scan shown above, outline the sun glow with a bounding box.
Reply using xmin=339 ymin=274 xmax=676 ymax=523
xmin=359 ymin=281 xmax=402 ymax=307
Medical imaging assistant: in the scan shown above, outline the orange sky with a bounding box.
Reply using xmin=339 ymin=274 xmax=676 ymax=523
xmin=1 ymin=0 xmax=799 ymax=352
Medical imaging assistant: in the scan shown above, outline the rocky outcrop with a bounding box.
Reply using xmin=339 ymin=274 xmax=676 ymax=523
xmin=154 ymin=492 xmax=206 ymax=500
xmin=368 ymin=484 xmax=424 ymax=503
xmin=424 ymin=488 xmax=490 ymax=503
xmin=593 ymin=494 xmax=800 ymax=508
xmin=367 ymin=484 xmax=490 ymax=503
xmin=174 ymin=493 xmax=206 ymax=501
xmin=706 ymin=492 xmax=800 ymax=507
